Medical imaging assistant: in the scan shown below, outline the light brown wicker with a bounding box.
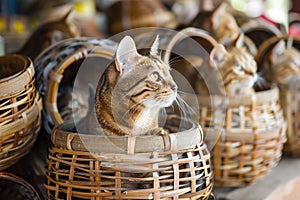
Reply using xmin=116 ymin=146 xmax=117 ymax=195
xmin=0 ymin=55 xmax=42 ymax=170
xmin=184 ymin=87 xmax=287 ymax=186
xmin=45 ymin=115 xmax=215 ymax=200
xmin=256 ymin=36 xmax=300 ymax=156
xmin=34 ymin=38 xmax=118 ymax=135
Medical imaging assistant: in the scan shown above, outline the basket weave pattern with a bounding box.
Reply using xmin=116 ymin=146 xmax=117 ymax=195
xmin=0 ymin=55 xmax=42 ymax=170
xmin=198 ymin=87 xmax=286 ymax=186
xmin=280 ymin=88 xmax=300 ymax=156
xmin=45 ymin=117 xmax=213 ymax=199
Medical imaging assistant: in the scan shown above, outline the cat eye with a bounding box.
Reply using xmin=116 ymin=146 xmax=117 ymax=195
xmin=234 ymin=65 xmax=243 ymax=71
xmin=150 ymin=72 xmax=160 ymax=81
xmin=291 ymin=60 xmax=299 ymax=66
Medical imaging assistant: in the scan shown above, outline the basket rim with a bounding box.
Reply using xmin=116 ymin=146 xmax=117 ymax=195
xmin=0 ymin=55 xmax=34 ymax=98
xmin=51 ymin=115 xmax=205 ymax=153
xmin=183 ymin=85 xmax=279 ymax=107
xmin=163 ymin=27 xmax=218 ymax=63
xmin=0 ymin=172 xmax=40 ymax=199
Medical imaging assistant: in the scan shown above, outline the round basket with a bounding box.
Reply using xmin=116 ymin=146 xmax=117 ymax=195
xmin=34 ymin=37 xmax=118 ymax=135
xmin=106 ymin=0 xmax=178 ymax=35
xmin=256 ymin=36 xmax=300 ymax=156
xmin=0 ymin=172 xmax=40 ymax=200
xmin=184 ymin=87 xmax=287 ymax=186
xmin=45 ymin=115 xmax=214 ymax=199
xmin=0 ymin=55 xmax=42 ymax=170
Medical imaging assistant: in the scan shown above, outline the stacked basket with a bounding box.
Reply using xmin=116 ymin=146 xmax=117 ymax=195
xmin=256 ymin=36 xmax=300 ymax=156
xmin=163 ymin=29 xmax=287 ymax=187
xmin=0 ymin=55 xmax=42 ymax=170
xmin=34 ymin=37 xmax=118 ymax=135
xmin=45 ymin=115 xmax=214 ymax=199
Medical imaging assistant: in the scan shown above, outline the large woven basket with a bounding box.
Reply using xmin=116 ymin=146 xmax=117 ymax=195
xmin=256 ymin=36 xmax=300 ymax=156
xmin=187 ymin=87 xmax=287 ymax=186
xmin=0 ymin=55 xmax=42 ymax=170
xmin=45 ymin=115 xmax=214 ymax=199
xmin=34 ymin=37 xmax=118 ymax=135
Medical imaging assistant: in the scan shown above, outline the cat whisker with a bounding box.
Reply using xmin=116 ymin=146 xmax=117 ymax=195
xmin=168 ymin=56 xmax=182 ymax=65
xmin=174 ymin=93 xmax=197 ymax=120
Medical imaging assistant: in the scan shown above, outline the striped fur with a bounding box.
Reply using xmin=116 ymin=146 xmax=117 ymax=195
xmin=95 ymin=36 xmax=177 ymax=136
xmin=210 ymin=44 xmax=257 ymax=96
xmin=267 ymin=40 xmax=300 ymax=86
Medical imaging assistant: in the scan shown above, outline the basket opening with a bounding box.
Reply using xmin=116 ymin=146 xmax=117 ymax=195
xmin=0 ymin=55 xmax=26 ymax=81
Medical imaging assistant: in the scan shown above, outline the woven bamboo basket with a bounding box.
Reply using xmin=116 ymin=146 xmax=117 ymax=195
xmin=256 ymin=36 xmax=300 ymax=156
xmin=0 ymin=172 xmax=40 ymax=200
xmin=0 ymin=55 xmax=42 ymax=170
xmin=34 ymin=37 xmax=118 ymax=135
xmin=45 ymin=115 xmax=215 ymax=199
xmin=183 ymin=87 xmax=287 ymax=186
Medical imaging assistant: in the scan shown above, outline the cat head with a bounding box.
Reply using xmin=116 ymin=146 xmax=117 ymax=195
xmin=211 ymin=2 xmax=240 ymax=45
xmin=209 ymin=40 xmax=257 ymax=95
xmin=113 ymin=35 xmax=177 ymax=108
xmin=269 ymin=38 xmax=300 ymax=85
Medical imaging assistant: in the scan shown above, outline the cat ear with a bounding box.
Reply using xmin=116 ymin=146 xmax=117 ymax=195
xmin=212 ymin=2 xmax=227 ymax=28
xmin=209 ymin=44 xmax=228 ymax=68
xmin=150 ymin=35 xmax=159 ymax=55
xmin=62 ymin=7 xmax=73 ymax=22
xmin=116 ymin=36 xmax=139 ymax=74
xmin=234 ymin=32 xmax=244 ymax=48
xmin=270 ymin=40 xmax=285 ymax=63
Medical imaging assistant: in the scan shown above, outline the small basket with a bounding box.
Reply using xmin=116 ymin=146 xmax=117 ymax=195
xmin=185 ymin=87 xmax=287 ymax=186
xmin=0 ymin=55 xmax=42 ymax=170
xmin=256 ymin=36 xmax=300 ymax=156
xmin=45 ymin=115 xmax=214 ymax=199
xmin=34 ymin=37 xmax=118 ymax=135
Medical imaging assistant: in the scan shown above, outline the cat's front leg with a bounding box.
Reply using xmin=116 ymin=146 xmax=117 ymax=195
xmin=144 ymin=127 xmax=168 ymax=136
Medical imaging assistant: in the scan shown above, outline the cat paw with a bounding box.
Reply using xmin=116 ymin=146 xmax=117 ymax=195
xmin=144 ymin=127 xmax=168 ymax=136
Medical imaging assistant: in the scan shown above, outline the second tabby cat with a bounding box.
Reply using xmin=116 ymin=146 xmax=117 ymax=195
xmin=171 ymin=33 xmax=258 ymax=96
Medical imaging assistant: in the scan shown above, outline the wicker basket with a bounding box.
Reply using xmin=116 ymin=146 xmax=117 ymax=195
xmin=45 ymin=115 xmax=214 ymax=199
xmin=34 ymin=37 xmax=118 ymax=135
xmin=256 ymin=36 xmax=300 ymax=156
xmin=106 ymin=0 xmax=178 ymax=35
xmin=183 ymin=87 xmax=287 ymax=186
xmin=0 ymin=55 xmax=42 ymax=170
xmin=0 ymin=172 xmax=40 ymax=200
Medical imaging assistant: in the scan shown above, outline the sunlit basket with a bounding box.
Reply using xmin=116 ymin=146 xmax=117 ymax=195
xmin=0 ymin=55 xmax=42 ymax=170
xmin=45 ymin=115 xmax=214 ymax=199
xmin=34 ymin=37 xmax=118 ymax=135
xmin=256 ymin=36 xmax=300 ymax=156
xmin=186 ymin=87 xmax=287 ymax=186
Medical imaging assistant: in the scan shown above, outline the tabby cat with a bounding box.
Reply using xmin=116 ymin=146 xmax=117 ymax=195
xmin=171 ymin=33 xmax=258 ymax=96
xmin=262 ymin=38 xmax=300 ymax=86
xmin=79 ymin=36 xmax=178 ymax=136
xmin=16 ymin=9 xmax=80 ymax=60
